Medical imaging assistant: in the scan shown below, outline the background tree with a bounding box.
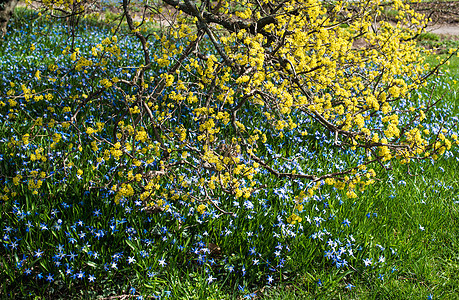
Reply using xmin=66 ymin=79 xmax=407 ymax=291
xmin=0 ymin=0 xmax=18 ymax=37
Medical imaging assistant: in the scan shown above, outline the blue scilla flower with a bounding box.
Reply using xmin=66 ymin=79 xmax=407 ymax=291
xmin=34 ymin=248 xmax=44 ymax=258
xmin=342 ymin=219 xmax=351 ymax=227
xmin=76 ymin=270 xmax=85 ymax=279
xmin=345 ymin=283 xmax=355 ymax=290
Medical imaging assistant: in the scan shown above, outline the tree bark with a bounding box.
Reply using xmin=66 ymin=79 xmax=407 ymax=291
xmin=0 ymin=0 xmax=18 ymax=38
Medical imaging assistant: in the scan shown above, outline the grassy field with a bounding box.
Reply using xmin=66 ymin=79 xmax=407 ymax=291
xmin=264 ymin=63 xmax=459 ymax=299
xmin=0 ymin=7 xmax=459 ymax=300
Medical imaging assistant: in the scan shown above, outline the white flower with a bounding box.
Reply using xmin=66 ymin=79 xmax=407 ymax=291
xmin=127 ymin=256 xmax=136 ymax=264
xmin=363 ymin=258 xmax=372 ymax=266
xmin=158 ymin=258 xmax=167 ymax=267
xmin=207 ymin=275 xmax=216 ymax=284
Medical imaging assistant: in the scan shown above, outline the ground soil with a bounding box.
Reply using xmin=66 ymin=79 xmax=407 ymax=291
xmin=410 ymin=0 xmax=459 ymax=36
xmin=411 ymin=0 xmax=459 ymax=25
xmin=14 ymin=0 xmax=459 ymax=37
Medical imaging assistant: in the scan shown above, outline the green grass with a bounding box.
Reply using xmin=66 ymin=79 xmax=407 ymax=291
xmin=261 ymin=55 xmax=459 ymax=299
xmin=418 ymin=37 xmax=459 ymax=55
xmin=262 ymin=160 xmax=459 ymax=298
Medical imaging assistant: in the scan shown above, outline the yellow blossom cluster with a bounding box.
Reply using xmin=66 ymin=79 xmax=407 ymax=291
xmin=4 ymin=0 xmax=456 ymax=223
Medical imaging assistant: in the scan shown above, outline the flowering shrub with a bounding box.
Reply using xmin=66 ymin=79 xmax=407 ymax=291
xmin=0 ymin=1 xmax=458 ymax=298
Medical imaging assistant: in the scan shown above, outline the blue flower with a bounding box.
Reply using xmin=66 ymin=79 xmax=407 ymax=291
xmin=147 ymin=271 xmax=156 ymax=278
xmin=34 ymin=248 xmax=44 ymax=258
xmin=129 ymin=287 xmax=136 ymax=295
xmin=363 ymin=258 xmax=372 ymax=266
xmin=345 ymin=283 xmax=354 ymax=290
xmin=76 ymin=270 xmax=85 ymax=279
xmin=68 ymin=251 xmax=78 ymax=261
